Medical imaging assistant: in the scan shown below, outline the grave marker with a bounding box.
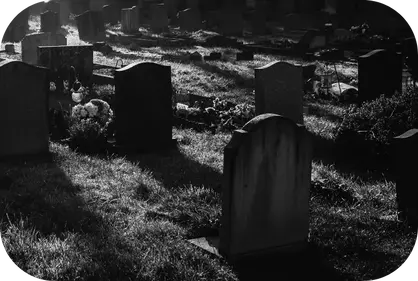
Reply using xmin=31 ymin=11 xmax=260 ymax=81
xmin=189 ymin=113 xmax=312 ymax=261
xmin=0 ymin=60 xmax=49 ymax=159
xmin=358 ymin=49 xmax=402 ymax=102
xmin=37 ymin=45 xmax=93 ymax=88
xmin=103 ymin=4 xmax=119 ymax=24
xmin=393 ymin=129 xmax=418 ymax=227
xmin=121 ymin=7 xmax=140 ymax=34
xmin=151 ymin=4 xmax=169 ymax=33
xmin=75 ymin=10 xmax=106 ymax=42
xmin=22 ymin=32 xmax=67 ymax=65
xmin=255 ymin=61 xmax=304 ymax=124
xmin=114 ymin=62 xmax=174 ymax=152
xmin=41 ymin=11 xmax=60 ymax=34
xmin=178 ymin=8 xmax=202 ymax=31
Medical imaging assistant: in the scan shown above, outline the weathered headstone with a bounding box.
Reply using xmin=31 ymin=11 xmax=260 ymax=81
xmin=103 ymin=4 xmax=119 ymax=24
xmin=114 ymin=62 xmax=173 ymax=152
xmin=0 ymin=60 xmax=49 ymax=159
xmin=41 ymin=10 xmax=60 ymax=33
xmin=358 ymin=49 xmax=402 ymax=102
xmin=150 ymin=3 xmax=169 ymax=33
xmin=37 ymin=45 xmax=93 ymax=88
xmin=178 ymin=8 xmax=202 ymax=31
xmin=22 ymin=32 xmax=67 ymax=65
xmin=392 ymin=129 xmax=418 ymax=227
xmin=189 ymin=113 xmax=312 ymax=261
xmin=75 ymin=10 xmax=105 ymax=42
xmin=217 ymin=10 xmax=243 ymax=36
xmin=255 ymin=61 xmax=304 ymax=125
xmin=121 ymin=7 xmax=140 ymax=33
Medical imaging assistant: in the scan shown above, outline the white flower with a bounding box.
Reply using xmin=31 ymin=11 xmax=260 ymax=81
xmin=80 ymin=108 xmax=88 ymax=118
xmin=72 ymin=104 xmax=82 ymax=117
xmin=84 ymin=102 xmax=99 ymax=117
xmin=50 ymin=82 xmax=56 ymax=92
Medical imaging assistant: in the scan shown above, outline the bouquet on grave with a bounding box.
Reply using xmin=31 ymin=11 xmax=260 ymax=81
xmin=71 ymin=99 xmax=114 ymax=127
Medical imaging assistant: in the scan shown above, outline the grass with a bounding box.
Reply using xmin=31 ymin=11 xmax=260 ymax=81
xmin=1 ymin=14 xmax=417 ymax=281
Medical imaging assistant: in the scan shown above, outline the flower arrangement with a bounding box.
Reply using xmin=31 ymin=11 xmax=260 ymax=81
xmin=68 ymin=99 xmax=114 ymax=153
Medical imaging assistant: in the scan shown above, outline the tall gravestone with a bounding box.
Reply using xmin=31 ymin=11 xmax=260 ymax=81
xmin=392 ymin=129 xmax=418 ymax=227
xmin=103 ymin=4 xmax=119 ymax=24
xmin=41 ymin=10 xmax=60 ymax=34
xmin=189 ymin=113 xmax=312 ymax=261
xmin=255 ymin=61 xmax=304 ymax=125
xmin=178 ymin=8 xmax=202 ymax=31
xmin=0 ymin=60 xmax=49 ymax=159
xmin=75 ymin=10 xmax=105 ymax=42
xmin=114 ymin=62 xmax=173 ymax=152
xmin=358 ymin=49 xmax=402 ymax=102
xmin=150 ymin=3 xmax=169 ymax=33
xmin=37 ymin=45 xmax=93 ymax=88
xmin=22 ymin=32 xmax=67 ymax=65
xmin=121 ymin=7 xmax=139 ymax=34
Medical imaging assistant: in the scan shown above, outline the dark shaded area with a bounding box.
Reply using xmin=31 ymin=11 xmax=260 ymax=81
xmin=230 ymin=243 xmax=347 ymax=281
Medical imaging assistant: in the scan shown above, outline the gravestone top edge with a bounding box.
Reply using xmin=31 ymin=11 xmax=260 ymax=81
xmin=37 ymin=44 xmax=93 ymax=49
xmin=394 ymin=129 xmax=418 ymax=140
xmin=359 ymin=49 xmax=387 ymax=58
xmin=241 ymin=113 xmax=301 ymax=133
xmin=115 ymin=61 xmax=171 ymax=72
xmin=0 ymin=59 xmax=47 ymax=70
xmin=255 ymin=61 xmax=302 ymax=71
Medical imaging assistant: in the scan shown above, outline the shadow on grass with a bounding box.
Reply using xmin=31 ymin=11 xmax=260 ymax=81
xmin=230 ymin=243 xmax=347 ymax=281
xmin=0 ymin=152 xmax=103 ymax=237
xmin=311 ymin=132 xmax=394 ymax=183
xmin=123 ymin=146 xmax=223 ymax=193
xmin=195 ymin=61 xmax=254 ymax=90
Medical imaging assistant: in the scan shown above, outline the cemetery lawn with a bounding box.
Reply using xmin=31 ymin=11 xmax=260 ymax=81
xmin=1 ymin=18 xmax=417 ymax=281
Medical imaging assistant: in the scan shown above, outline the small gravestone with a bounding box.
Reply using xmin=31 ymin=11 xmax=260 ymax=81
xmin=103 ymin=4 xmax=119 ymax=24
xmin=114 ymin=62 xmax=174 ymax=152
xmin=37 ymin=45 xmax=93 ymax=88
xmin=41 ymin=10 xmax=60 ymax=33
xmin=204 ymin=52 xmax=222 ymax=61
xmin=358 ymin=49 xmax=402 ymax=102
xmin=178 ymin=8 xmax=202 ymax=31
xmin=22 ymin=32 xmax=67 ymax=65
xmin=189 ymin=113 xmax=312 ymax=261
xmin=0 ymin=60 xmax=49 ymax=159
xmin=121 ymin=7 xmax=139 ymax=34
xmin=255 ymin=61 xmax=304 ymax=125
xmin=5 ymin=44 xmax=15 ymax=53
xmin=393 ymin=129 xmax=418 ymax=227
xmin=151 ymin=4 xmax=169 ymax=33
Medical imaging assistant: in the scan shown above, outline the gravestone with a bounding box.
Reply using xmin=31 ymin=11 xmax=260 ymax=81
xmin=121 ymin=7 xmax=139 ymax=33
xmin=114 ymin=62 xmax=173 ymax=152
xmin=392 ymin=129 xmax=418 ymax=227
xmin=255 ymin=61 xmax=304 ymax=125
xmin=0 ymin=60 xmax=49 ymax=159
xmin=59 ymin=0 xmax=71 ymax=25
xmin=164 ymin=0 xmax=178 ymax=20
xmin=217 ymin=10 xmax=243 ymax=36
xmin=75 ymin=10 xmax=105 ymax=42
xmin=150 ymin=3 xmax=169 ymax=33
xmin=189 ymin=113 xmax=312 ymax=261
xmin=22 ymin=32 xmax=67 ymax=65
xmin=37 ymin=45 xmax=93 ymax=88
xmin=3 ymin=8 xmax=29 ymax=42
xmin=103 ymin=4 xmax=119 ymax=24
xmin=41 ymin=10 xmax=60 ymax=33
xmin=178 ymin=8 xmax=202 ymax=31
xmin=358 ymin=49 xmax=402 ymax=102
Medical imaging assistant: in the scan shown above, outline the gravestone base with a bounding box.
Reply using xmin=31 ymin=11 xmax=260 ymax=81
xmin=188 ymin=236 xmax=309 ymax=263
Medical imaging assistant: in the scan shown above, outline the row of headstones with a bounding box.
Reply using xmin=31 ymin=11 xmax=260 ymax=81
xmin=1 ymin=57 xmax=416 ymax=259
